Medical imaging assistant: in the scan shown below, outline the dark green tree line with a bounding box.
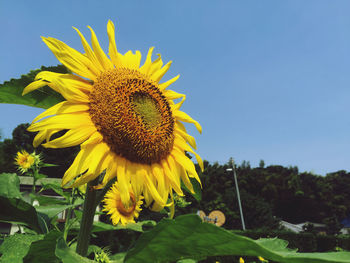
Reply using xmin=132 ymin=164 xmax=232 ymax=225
xmin=1 ymin=122 xmax=350 ymax=232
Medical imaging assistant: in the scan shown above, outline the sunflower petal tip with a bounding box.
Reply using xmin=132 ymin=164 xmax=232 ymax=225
xmin=107 ymin=20 xmax=114 ymax=26
xmin=22 ymin=88 xmax=28 ymax=96
xmin=41 ymin=36 xmax=49 ymax=43
xmin=197 ymin=123 xmax=202 ymax=134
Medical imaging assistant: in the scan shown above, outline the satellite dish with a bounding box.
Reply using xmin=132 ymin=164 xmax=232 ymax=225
xmin=197 ymin=210 xmax=226 ymax=227
xmin=208 ymin=210 xmax=226 ymax=226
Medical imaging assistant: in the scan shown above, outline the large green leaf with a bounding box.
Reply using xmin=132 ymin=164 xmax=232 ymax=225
xmin=0 ymin=65 xmax=67 ymax=109
xmin=125 ymin=214 xmax=350 ymax=263
xmin=0 ymin=173 xmax=21 ymax=199
xmin=23 ymin=230 xmax=61 ymax=263
xmin=35 ymin=200 xmax=83 ymax=219
xmin=55 ymin=237 xmax=95 ymax=263
xmin=0 ymin=196 xmax=42 ymax=233
xmin=0 ymin=234 xmax=43 ymax=263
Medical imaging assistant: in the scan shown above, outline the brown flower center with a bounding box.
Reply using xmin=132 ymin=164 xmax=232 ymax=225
xmin=89 ymin=68 xmax=175 ymax=164
xmin=117 ymin=193 xmax=136 ymax=217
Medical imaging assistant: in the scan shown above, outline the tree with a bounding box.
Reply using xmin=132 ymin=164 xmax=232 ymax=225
xmin=259 ymin=159 xmax=265 ymax=168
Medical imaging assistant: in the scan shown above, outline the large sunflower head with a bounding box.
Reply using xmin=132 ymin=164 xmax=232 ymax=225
xmin=15 ymin=150 xmax=35 ymax=173
xmin=23 ymin=20 xmax=203 ymax=212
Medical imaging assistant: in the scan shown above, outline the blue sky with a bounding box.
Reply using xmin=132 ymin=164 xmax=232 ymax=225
xmin=1 ymin=1 xmax=349 ymax=175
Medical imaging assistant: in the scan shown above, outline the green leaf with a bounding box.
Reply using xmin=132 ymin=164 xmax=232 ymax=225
xmin=110 ymin=252 xmax=127 ymax=263
xmin=23 ymin=230 xmax=61 ymax=263
xmin=30 ymin=193 xmax=68 ymax=206
xmin=0 ymin=65 xmax=67 ymax=109
xmin=0 ymin=173 xmax=21 ymax=199
xmin=71 ymin=210 xmax=155 ymax=233
xmin=34 ymin=172 xmax=47 ymax=180
xmin=55 ymin=237 xmax=95 ymax=263
xmin=91 ymin=220 xmax=156 ymax=233
xmin=41 ymin=182 xmax=71 ymax=200
xmin=41 ymin=163 xmax=59 ymax=167
xmin=125 ymin=214 xmax=350 ymax=263
xmin=182 ymin=177 xmax=201 ymax=201
xmin=0 ymin=234 xmax=43 ymax=263
xmin=0 ymin=196 xmax=42 ymax=233
xmin=177 ymin=260 xmax=197 ymax=263
xmin=35 ymin=201 xmax=83 ymax=219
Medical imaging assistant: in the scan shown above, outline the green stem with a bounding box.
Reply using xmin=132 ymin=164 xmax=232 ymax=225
xmin=95 ymin=177 xmax=116 ymax=207
xmin=31 ymin=170 xmax=36 ymax=194
xmin=76 ymin=177 xmax=99 ymax=257
xmin=63 ymin=190 xmax=75 ymax=241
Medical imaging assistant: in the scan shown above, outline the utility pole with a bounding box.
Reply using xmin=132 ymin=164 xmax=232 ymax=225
xmin=226 ymin=158 xmax=246 ymax=230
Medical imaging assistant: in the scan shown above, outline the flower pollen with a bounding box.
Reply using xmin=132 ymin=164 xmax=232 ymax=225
xmin=89 ymin=68 xmax=175 ymax=164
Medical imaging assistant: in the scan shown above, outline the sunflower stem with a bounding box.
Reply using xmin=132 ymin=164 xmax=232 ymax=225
xmin=76 ymin=177 xmax=99 ymax=257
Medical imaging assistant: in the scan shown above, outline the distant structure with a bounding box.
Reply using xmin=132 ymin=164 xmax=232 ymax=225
xmin=197 ymin=210 xmax=226 ymax=227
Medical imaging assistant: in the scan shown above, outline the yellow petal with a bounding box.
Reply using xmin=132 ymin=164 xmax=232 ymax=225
xmin=28 ymin=112 xmax=92 ymax=132
xmin=35 ymin=71 xmax=91 ymax=92
xmin=159 ymin=75 xmax=180 ymax=91
xmin=22 ymin=80 xmax=47 ymax=95
xmin=148 ymin=54 xmax=163 ymax=76
xmin=33 ymin=129 xmax=59 ymax=148
xmin=73 ymin=27 xmax=104 ymax=73
xmin=151 ymin=61 xmax=172 ymax=83
xmin=107 ymin=20 xmax=122 ymax=67
xmin=152 ymin=164 xmax=168 ymax=202
xmin=32 ymin=101 xmax=89 ymax=123
xmin=174 ymin=134 xmax=203 ymax=171
xmin=171 ymin=148 xmax=201 ymax=187
xmin=168 ymin=154 xmax=194 ymax=194
xmin=87 ymin=26 xmax=113 ymax=70
xmin=45 ymin=129 xmax=61 ymax=143
xmin=175 ymin=122 xmax=197 ymax=149
xmin=62 ymin=146 xmax=91 ymax=187
xmin=81 ymin=131 xmax=103 ymax=147
xmin=171 ymin=96 xmax=186 ymax=111
xmin=163 ymin=89 xmax=185 ymax=101
xmin=139 ymin=47 xmax=154 ymax=74
xmin=151 ymin=175 xmax=172 ymax=212
xmin=70 ymin=142 xmax=110 ymax=187
xmin=33 ymin=71 xmax=91 ymax=103
xmin=42 ymin=125 xmax=96 ymax=148
xmin=143 ymin=169 xmax=166 ymax=206
xmin=161 ymin=159 xmax=183 ymax=196
xmin=42 ymin=37 xmax=98 ymax=80
xmin=115 ymin=157 xmax=130 ymax=206
xmin=129 ymin=163 xmax=144 ymax=198
xmin=122 ymin=50 xmax=142 ymax=69
xmin=174 ymin=111 xmax=202 ymax=134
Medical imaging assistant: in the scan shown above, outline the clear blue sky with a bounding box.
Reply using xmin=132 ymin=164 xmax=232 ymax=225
xmin=1 ymin=1 xmax=349 ymax=175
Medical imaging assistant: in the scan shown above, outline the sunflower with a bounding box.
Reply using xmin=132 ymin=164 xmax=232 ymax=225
xmin=15 ymin=150 xmax=35 ymax=173
xmin=103 ymin=182 xmax=143 ymax=225
xmin=23 ymin=20 xmax=203 ymax=211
